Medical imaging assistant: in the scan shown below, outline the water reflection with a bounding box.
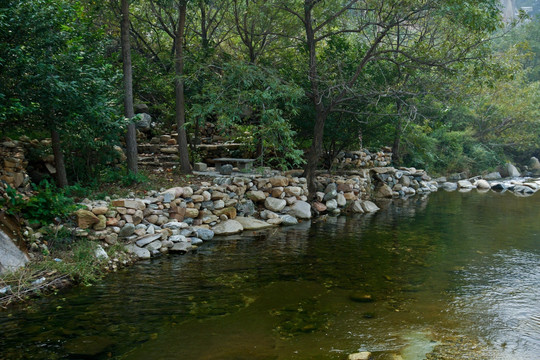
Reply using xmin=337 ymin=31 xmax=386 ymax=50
xmin=0 ymin=191 xmax=539 ymax=359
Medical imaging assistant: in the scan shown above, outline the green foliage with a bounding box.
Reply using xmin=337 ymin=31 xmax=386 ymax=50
xmin=1 ymin=180 xmax=79 ymax=226
xmin=189 ymin=61 xmax=305 ymax=169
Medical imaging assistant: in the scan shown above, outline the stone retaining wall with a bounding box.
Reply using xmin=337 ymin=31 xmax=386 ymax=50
xmin=65 ymin=168 xmax=438 ymax=260
xmin=0 ymin=139 xmax=30 ymax=189
xmin=333 ymin=147 xmax=393 ymax=169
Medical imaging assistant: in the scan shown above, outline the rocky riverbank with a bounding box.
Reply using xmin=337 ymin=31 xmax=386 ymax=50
xmin=3 ymin=160 xmax=540 ymax=308
xmin=18 ymin=164 xmax=540 ymax=264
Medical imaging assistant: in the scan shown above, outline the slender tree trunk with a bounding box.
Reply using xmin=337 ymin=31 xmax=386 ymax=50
xmin=392 ymin=101 xmax=403 ymax=165
xmin=121 ymin=0 xmax=138 ymax=174
xmin=392 ymin=118 xmax=402 ymax=165
xmin=304 ymin=110 xmax=326 ymax=196
xmin=174 ymin=3 xmax=192 ymax=174
xmin=51 ymin=128 xmax=68 ymax=188
xmin=302 ymin=3 xmax=325 ymax=197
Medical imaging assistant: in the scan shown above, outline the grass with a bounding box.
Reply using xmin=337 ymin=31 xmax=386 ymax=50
xmin=0 ymin=238 xmax=131 ymax=309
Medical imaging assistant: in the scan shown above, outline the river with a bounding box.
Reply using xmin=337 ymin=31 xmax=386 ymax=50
xmin=1 ymin=190 xmax=539 ymax=359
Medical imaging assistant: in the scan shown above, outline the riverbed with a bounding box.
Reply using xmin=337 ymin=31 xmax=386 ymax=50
xmin=1 ymin=190 xmax=539 ymax=359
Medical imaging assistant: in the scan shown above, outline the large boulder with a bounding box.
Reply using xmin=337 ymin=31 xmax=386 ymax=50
xmin=235 ymin=217 xmax=274 ymax=230
xmin=0 ymin=229 xmax=29 ymax=274
xmin=375 ymin=183 xmax=393 ymax=198
xmin=264 ymin=197 xmax=286 ymax=212
xmin=134 ymin=113 xmax=152 ymax=131
xmin=483 ymin=172 xmax=502 ymax=181
xmin=76 ymin=209 xmax=99 ymax=229
xmin=503 ymin=163 xmax=521 ymax=178
xmin=212 ymin=220 xmax=244 ymax=235
xmin=288 ymin=201 xmax=312 ymax=219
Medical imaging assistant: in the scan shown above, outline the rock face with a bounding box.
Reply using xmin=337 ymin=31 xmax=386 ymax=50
xmin=0 ymin=228 xmax=29 ymax=274
xmin=212 ymin=220 xmax=244 ymax=235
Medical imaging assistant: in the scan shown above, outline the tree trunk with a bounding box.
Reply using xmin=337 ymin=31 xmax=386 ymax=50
xmin=174 ymin=3 xmax=192 ymax=174
xmin=302 ymin=3 xmax=325 ymax=198
xmin=392 ymin=119 xmax=402 ymax=165
xmin=121 ymin=0 xmax=138 ymax=174
xmin=51 ymin=128 xmax=68 ymax=188
xmin=392 ymin=101 xmax=403 ymax=165
xmin=304 ymin=110 xmax=326 ymax=196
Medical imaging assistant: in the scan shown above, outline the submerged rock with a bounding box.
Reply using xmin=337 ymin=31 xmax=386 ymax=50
xmin=441 ymin=182 xmax=458 ymax=191
xmin=348 ymin=351 xmax=372 ymax=360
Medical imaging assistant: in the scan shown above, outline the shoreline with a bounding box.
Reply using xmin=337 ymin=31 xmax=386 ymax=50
xmin=2 ymin=166 xmax=540 ymax=308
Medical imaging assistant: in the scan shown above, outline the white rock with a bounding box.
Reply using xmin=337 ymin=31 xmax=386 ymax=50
xmin=475 ymin=179 xmax=490 ymax=189
xmin=326 ymin=199 xmax=338 ymax=211
xmin=336 ymin=193 xmax=346 ymax=207
xmin=260 ymin=210 xmax=279 ymax=219
xmin=457 ymin=180 xmax=475 ymax=189
xmin=212 ymin=220 xmax=244 ymax=235
xmin=288 ymin=201 xmax=312 ymax=219
xmin=362 ymin=201 xmax=380 ymax=213
xmin=348 ymin=352 xmax=371 ymax=360
xmin=182 ymin=186 xmax=194 ymax=197
xmin=213 ymin=200 xmax=225 ymax=210
xmin=352 ymin=200 xmax=364 ymax=213
xmin=235 ymin=217 xmax=274 ymax=230
xmin=125 ymin=244 xmax=151 ymax=259
xmin=94 ymin=245 xmax=109 ymax=260
xmin=264 ymin=197 xmax=287 ymax=212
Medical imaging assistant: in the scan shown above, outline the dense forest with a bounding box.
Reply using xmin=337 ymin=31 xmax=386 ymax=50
xmin=1 ymin=0 xmax=539 ymax=191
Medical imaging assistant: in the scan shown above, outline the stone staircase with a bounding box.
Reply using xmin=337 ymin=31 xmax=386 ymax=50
xmin=137 ymin=134 xmax=245 ymax=170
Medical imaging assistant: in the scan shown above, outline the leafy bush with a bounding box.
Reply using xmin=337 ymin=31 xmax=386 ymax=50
xmin=1 ymin=180 xmax=79 ymax=226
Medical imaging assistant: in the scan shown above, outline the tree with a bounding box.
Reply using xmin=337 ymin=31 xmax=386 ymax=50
xmin=277 ymin=0 xmax=501 ymax=195
xmin=0 ymin=0 xmax=122 ymax=186
xmin=173 ymin=2 xmax=192 ymax=173
xmin=121 ymin=0 xmax=139 ymax=174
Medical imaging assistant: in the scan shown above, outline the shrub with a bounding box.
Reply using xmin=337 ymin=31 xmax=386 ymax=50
xmin=1 ymin=180 xmax=79 ymax=226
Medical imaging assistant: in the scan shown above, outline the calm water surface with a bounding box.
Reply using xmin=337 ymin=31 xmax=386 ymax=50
xmin=1 ymin=191 xmax=539 ymax=360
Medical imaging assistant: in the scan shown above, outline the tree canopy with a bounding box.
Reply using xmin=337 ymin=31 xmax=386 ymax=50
xmin=1 ymin=0 xmax=539 ymax=187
